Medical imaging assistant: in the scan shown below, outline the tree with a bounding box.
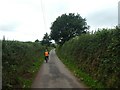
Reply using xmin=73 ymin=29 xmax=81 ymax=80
xmin=35 ymin=39 xmax=39 ymax=42
xmin=50 ymin=13 xmax=89 ymax=45
xmin=41 ymin=33 xmax=51 ymax=46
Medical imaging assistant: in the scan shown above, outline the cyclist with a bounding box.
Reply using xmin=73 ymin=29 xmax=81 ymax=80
xmin=44 ymin=49 xmax=49 ymax=63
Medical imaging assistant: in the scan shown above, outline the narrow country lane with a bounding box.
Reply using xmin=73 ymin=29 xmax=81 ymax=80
xmin=31 ymin=49 xmax=87 ymax=88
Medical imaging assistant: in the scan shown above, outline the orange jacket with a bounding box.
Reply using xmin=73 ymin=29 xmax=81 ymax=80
xmin=45 ymin=51 xmax=49 ymax=56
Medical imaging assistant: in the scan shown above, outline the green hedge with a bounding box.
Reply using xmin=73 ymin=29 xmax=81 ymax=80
xmin=2 ymin=40 xmax=45 ymax=88
xmin=57 ymin=27 xmax=120 ymax=88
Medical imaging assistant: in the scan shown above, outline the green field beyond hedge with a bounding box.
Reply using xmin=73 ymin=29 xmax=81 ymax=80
xmin=2 ymin=41 xmax=45 ymax=88
xmin=56 ymin=27 xmax=120 ymax=88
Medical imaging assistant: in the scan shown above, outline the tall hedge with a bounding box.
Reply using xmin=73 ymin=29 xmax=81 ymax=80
xmin=2 ymin=40 xmax=45 ymax=88
xmin=57 ymin=27 xmax=120 ymax=88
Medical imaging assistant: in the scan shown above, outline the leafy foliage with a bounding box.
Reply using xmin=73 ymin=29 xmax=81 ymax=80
xmin=50 ymin=13 xmax=89 ymax=45
xmin=41 ymin=33 xmax=51 ymax=46
xmin=35 ymin=39 xmax=39 ymax=42
xmin=56 ymin=27 xmax=120 ymax=88
xmin=2 ymin=40 xmax=45 ymax=88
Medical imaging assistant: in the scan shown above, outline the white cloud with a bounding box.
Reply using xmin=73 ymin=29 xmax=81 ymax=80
xmin=0 ymin=0 xmax=119 ymax=41
xmin=0 ymin=0 xmax=45 ymax=41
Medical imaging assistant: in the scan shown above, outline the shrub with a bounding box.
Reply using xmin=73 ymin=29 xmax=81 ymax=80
xmin=57 ymin=27 xmax=120 ymax=88
xmin=2 ymin=40 xmax=45 ymax=88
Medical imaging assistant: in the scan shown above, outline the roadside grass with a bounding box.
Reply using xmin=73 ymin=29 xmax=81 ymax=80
xmin=18 ymin=56 xmax=44 ymax=88
xmin=17 ymin=47 xmax=53 ymax=88
xmin=57 ymin=54 xmax=105 ymax=89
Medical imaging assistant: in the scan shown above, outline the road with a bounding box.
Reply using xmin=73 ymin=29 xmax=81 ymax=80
xmin=31 ymin=49 xmax=87 ymax=88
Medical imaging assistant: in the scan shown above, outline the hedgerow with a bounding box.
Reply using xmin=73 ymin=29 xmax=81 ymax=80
xmin=2 ymin=40 xmax=45 ymax=88
xmin=56 ymin=27 xmax=120 ymax=88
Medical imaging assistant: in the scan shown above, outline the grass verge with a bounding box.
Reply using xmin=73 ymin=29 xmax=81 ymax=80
xmin=56 ymin=50 xmax=105 ymax=89
xmin=19 ymin=57 xmax=44 ymax=88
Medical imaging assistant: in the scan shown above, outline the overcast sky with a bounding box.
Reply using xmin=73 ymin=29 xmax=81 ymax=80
xmin=0 ymin=0 xmax=119 ymax=42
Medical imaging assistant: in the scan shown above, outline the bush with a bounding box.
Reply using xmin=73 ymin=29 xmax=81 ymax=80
xmin=56 ymin=27 xmax=120 ymax=88
xmin=2 ymin=40 xmax=45 ymax=88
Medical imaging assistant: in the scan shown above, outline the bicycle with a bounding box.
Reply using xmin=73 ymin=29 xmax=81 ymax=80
xmin=45 ymin=56 xmax=49 ymax=63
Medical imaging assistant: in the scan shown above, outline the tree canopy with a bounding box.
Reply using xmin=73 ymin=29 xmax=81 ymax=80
xmin=35 ymin=39 xmax=39 ymax=42
xmin=50 ymin=13 xmax=89 ymax=45
xmin=41 ymin=33 xmax=51 ymax=46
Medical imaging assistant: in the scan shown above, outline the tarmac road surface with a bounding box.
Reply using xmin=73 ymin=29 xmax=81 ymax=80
xmin=31 ymin=49 xmax=88 ymax=88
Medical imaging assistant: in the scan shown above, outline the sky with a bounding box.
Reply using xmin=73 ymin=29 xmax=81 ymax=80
xmin=0 ymin=0 xmax=119 ymax=42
